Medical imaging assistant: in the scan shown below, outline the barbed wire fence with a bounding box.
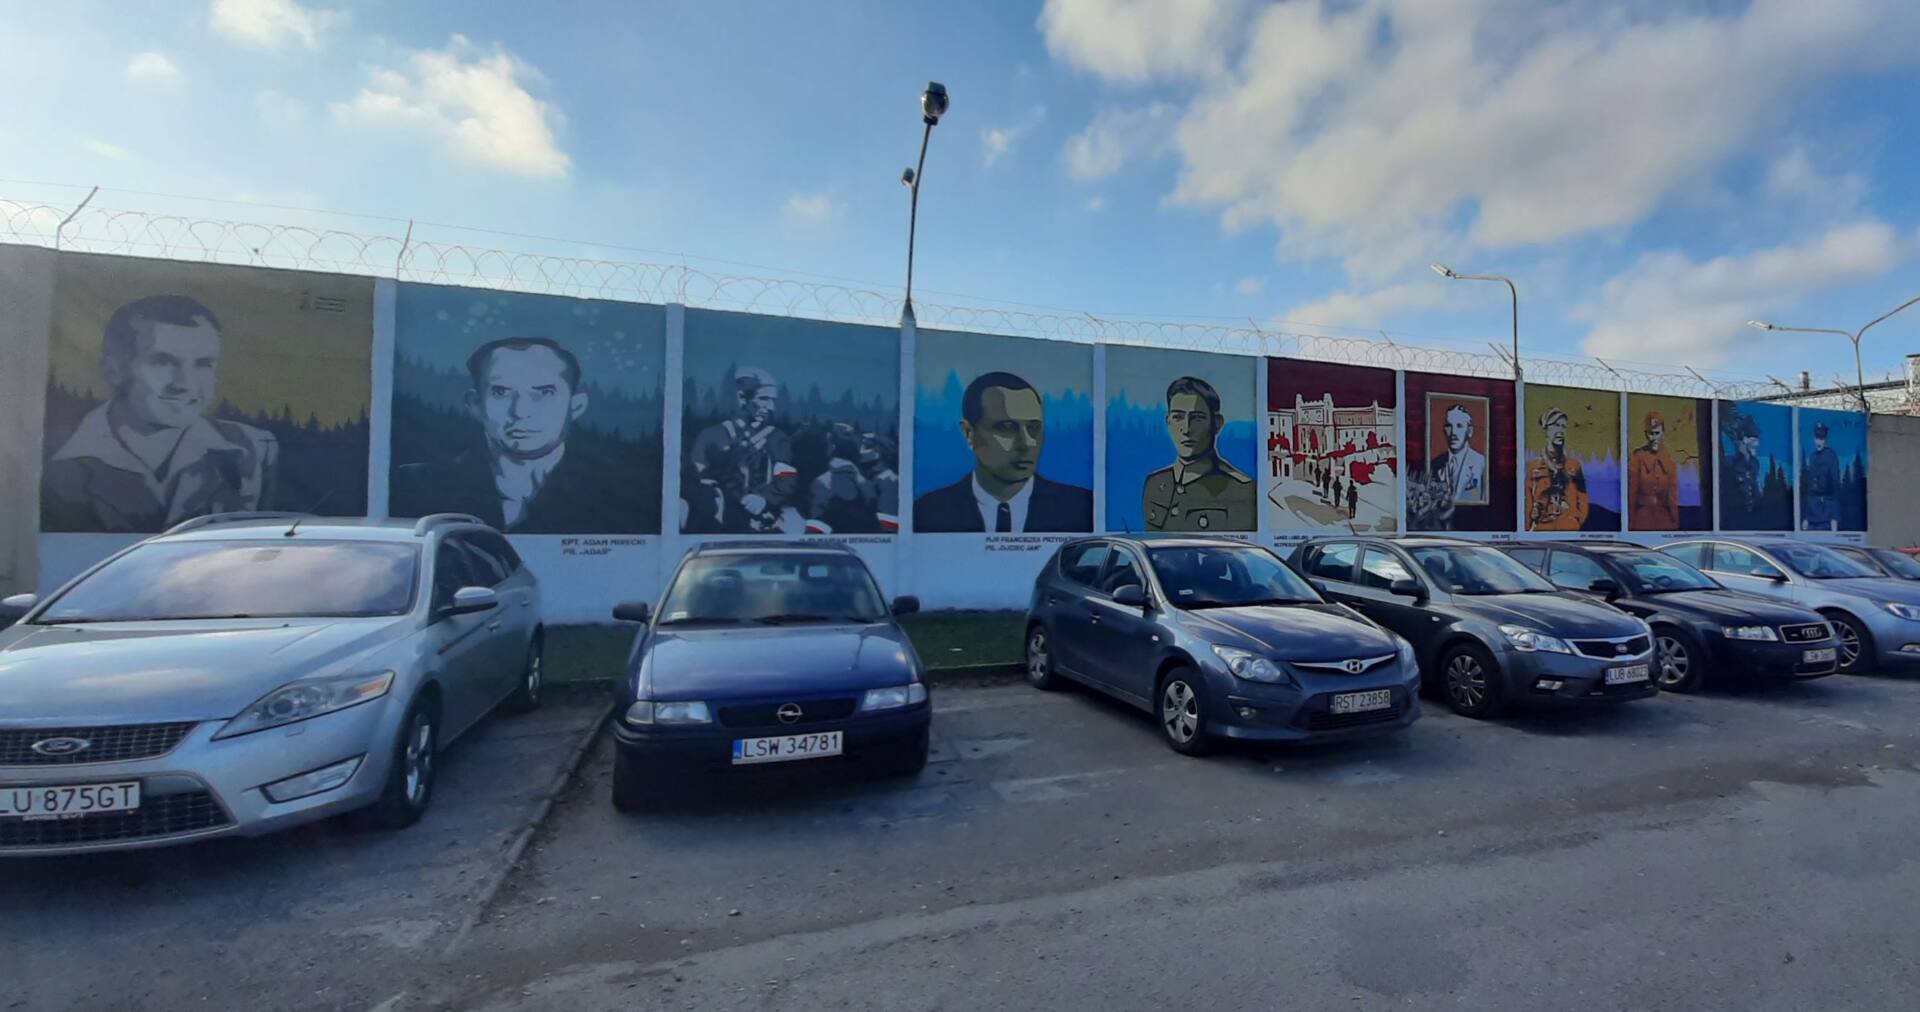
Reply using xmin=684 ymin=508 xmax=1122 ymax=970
xmin=0 ymin=194 xmax=1816 ymax=401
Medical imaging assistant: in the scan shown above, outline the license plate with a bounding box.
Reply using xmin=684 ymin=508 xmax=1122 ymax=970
xmin=1605 ymin=664 xmax=1650 ymax=685
xmin=1 ymin=781 xmax=141 ymax=819
xmin=1330 ymin=689 xmax=1393 ymax=714
xmin=731 ymin=731 xmax=843 ymax=765
xmin=1804 ymin=647 xmax=1837 ymax=664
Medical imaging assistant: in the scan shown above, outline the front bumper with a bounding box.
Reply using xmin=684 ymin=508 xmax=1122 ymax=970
xmin=1211 ymin=660 xmax=1423 ymax=743
xmin=613 ymin=702 xmax=932 ymax=777
xmin=1496 ymin=647 xmax=1659 ymax=703
xmin=1706 ymin=634 xmax=1837 ymax=680
xmin=0 ymin=699 xmax=404 ymax=857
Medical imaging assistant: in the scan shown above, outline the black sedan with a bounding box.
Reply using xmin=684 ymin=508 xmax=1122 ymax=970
xmin=1501 ymin=541 xmax=1837 ymax=692
xmin=608 ymin=541 xmax=931 ymax=811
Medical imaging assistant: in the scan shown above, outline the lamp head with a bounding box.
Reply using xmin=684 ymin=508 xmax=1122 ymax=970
xmin=921 ymin=81 xmax=949 ymax=125
xmin=1747 ymin=320 xmax=1774 ymax=331
xmin=901 ymin=167 xmax=916 ymax=188
xmin=1430 ymin=262 xmax=1456 ymax=279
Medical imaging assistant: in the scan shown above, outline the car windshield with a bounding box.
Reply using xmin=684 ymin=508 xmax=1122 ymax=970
xmin=1146 ymin=544 xmax=1321 ymax=609
xmin=1408 ymin=545 xmax=1556 ymax=595
xmin=657 ymin=553 xmax=887 ymax=625
xmin=1867 ymin=548 xmax=1920 ymax=579
xmin=1610 ymin=551 xmax=1718 ymax=593
xmin=1769 ymin=543 xmax=1878 ymax=579
xmin=34 ymin=540 xmax=420 ymax=623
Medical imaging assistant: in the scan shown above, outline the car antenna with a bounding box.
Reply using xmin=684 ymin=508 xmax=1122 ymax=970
xmin=284 ymin=488 xmax=335 ymax=538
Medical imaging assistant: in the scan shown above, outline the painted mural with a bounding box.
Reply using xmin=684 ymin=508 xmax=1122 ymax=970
xmin=1522 ymin=384 xmax=1622 ymax=532
xmin=1404 ymin=372 xmax=1516 ymax=532
xmin=389 ymin=285 xmax=665 ymax=533
xmin=41 ymin=254 xmax=371 ymax=532
xmin=913 ymin=329 xmax=1093 ymax=533
xmin=681 ymin=310 xmax=900 ymax=535
xmin=1718 ymin=400 xmax=1795 ymax=531
xmin=1105 ymin=346 xmax=1257 ymax=533
xmin=1625 ymin=394 xmax=1713 ymax=531
xmin=1266 ymin=359 xmax=1397 ymax=532
xmin=1799 ymin=408 xmax=1867 ymax=532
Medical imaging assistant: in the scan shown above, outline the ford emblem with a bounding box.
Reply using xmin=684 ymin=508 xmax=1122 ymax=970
xmin=776 ymin=703 xmax=803 ymax=724
xmin=30 ymin=736 xmax=92 ymax=757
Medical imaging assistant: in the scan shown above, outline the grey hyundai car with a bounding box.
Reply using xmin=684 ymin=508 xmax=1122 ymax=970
xmin=0 ymin=512 xmax=543 ymax=856
xmin=1025 ymin=537 xmax=1421 ymax=756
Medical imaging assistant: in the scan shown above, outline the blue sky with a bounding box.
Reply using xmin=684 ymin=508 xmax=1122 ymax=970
xmin=5 ymin=0 xmax=1920 ymax=386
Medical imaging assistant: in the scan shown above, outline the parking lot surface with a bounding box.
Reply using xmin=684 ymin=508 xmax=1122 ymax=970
xmin=417 ymin=675 xmax=1920 ymax=1010
xmin=0 ymin=689 xmax=608 ymax=1012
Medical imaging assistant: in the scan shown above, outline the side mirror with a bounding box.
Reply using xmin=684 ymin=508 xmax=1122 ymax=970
xmin=1388 ymin=578 xmax=1424 ymax=600
xmin=0 ymin=592 xmax=36 ymax=628
xmin=1308 ymin=578 xmax=1330 ymax=594
xmin=612 ymin=600 xmax=653 ymax=624
xmin=443 ymin=586 xmax=499 ymax=616
xmin=1588 ymin=578 xmax=1621 ymax=599
xmin=1111 ymin=584 xmax=1148 ymax=608
xmin=891 ymin=595 xmax=921 ymax=616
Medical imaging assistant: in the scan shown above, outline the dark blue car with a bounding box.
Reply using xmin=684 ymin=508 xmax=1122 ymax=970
xmin=608 ymin=541 xmax=931 ymax=811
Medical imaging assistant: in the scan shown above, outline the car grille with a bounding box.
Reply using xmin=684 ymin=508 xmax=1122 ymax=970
xmin=1570 ymin=635 xmax=1651 ymax=660
xmin=716 ymin=698 xmax=859 ymax=729
xmin=0 ymin=722 xmax=198 ymax=767
xmin=1781 ymin=622 xmax=1831 ymax=643
xmin=0 ymin=789 xmax=231 ymax=850
xmin=1291 ymin=654 xmax=1396 ymax=676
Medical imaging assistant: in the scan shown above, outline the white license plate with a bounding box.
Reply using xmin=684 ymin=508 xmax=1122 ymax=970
xmin=731 ymin=731 xmax=844 ymax=765
xmin=0 ymin=781 xmax=141 ymax=819
xmin=1804 ymin=647 xmax=1837 ymax=664
xmin=1605 ymin=664 xmax=1650 ymax=685
xmin=1330 ymin=689 xmax=1393 ymax=714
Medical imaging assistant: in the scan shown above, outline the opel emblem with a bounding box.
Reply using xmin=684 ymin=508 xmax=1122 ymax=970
xmin=776 ymin=703 xmax=803 ymax=724
xmin=30 ymin=736 xmax=92 ymax=757
xmin=1343 ymin=659 xmax=1364 ymax=674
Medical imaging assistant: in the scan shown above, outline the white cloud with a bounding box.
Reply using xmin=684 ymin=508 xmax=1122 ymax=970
xmin=783 ymin=192 xmax=838 ymax=226
xmin=124 ymin=52 xmax=182 ymax=85
xmin=1062 ymin=102 xmax=1175 ymax=181
xmin=1050 ymin=0 xmax=1920 ymax=281
xmin=1085 ymin=195 xmax=1107 ymax=212
xmin=209 ymin=0 xmax=342 ymax=51
xmin=1763 ymin=146 xmax=1868 ymax=215
xmin=1579 ymin=221 xmax=1904 ymax=366
xmin=981 ymin=106 xmax=1047 ymax=168
xmin=1282 ymin=282 xmax=1453 ymax=330
xmin=1040 ymin=0 xmax=1246 ymax=84
xmin=1232 ymin=276 xmax=1265 ymax=297
xmin=331 ymin=35 xmax=571 ymax=179
xmin=256 ymin=89 xmax=307 ymax=129
xmin=80 ymin=138 xmax=133 ymax=161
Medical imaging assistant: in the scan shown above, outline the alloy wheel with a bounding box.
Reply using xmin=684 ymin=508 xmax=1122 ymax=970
xmin=403 ymin=712 xmax=434 ymax=806
xmin=1656 ymin=635 xmax=1691 ymax=688
xmin=526 ymin=648 xmax=543 ymax=699
xmin=1027 ymin=631 xmax=1050 ymax=682
xmin=1446 ymin=654 xmax=1486 ymax=710
xmin=1835 ymin=621 xmax=1862 ymax=670
xmin=1162 ymin=679 xmax=1200 ymax=744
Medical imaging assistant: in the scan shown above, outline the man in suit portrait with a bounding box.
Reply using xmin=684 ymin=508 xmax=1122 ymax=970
xmin=1142 ymin=375 xmax=1255 ymax=532
xmin=1429 ymin=402 xmax=1487 ymax=506
xmin=914 ymin=371 xmax=1092 ymax=532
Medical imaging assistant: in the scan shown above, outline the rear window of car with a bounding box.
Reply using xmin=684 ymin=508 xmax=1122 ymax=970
xmin=1059 ymin=542 xmax=1112 ymax=587
xmin=36 ymin=540 xmax=421 ymax=623
xmin=1309 ymin=543 xmax=1359 ymax=582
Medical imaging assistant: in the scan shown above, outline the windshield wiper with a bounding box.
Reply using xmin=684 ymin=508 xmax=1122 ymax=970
xmin=1186 ymin=597 xmax=1307 ymax=609
xmin=657 ymin=616 xmax=742 ymax=626
xmin=753 ymin=612 xmax=841 ymax=625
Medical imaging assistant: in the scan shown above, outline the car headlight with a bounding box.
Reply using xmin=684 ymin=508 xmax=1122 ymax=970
xmin=1211 ymin=645 xmax=1291 ymax=684
xmin=1882 ymin=602 xmax=1920 ymax=621
xmin=1395 ymin=636 xmax=1416 ymax=667
xmin=1722 ymin=625 xmax=1780 ymax=641
xmin=860 ymin=683 xmax=929 ymax=711
xmin=624 ymin=700 xmax=713 ymax=725
xmin=214 ymin=670 xmax=395 ymax=740
xmin=1499 ymin=625 xmax=1572 ymax=654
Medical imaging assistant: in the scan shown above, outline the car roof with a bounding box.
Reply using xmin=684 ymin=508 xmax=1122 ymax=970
xmin=690 ymin=539 xmax=860 ymax=557
xmin=152 ymin=514 xmax=476 ymax=544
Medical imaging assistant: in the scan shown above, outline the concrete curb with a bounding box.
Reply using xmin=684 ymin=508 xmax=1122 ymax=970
xmin=440 ymin=696 xmax=615 ymax=961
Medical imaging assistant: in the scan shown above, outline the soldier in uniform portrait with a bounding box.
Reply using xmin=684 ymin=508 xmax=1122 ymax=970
xmin=685 ymin=367 xmax=800 ymax=533
xmin=1142 ymin=375 xmax=1255 ymax=531
xmin=1727 ymin=415 xmax=1763 ymax=521
xmin=1802 ymin=420 xmax=1841 ymax=531
xmin=1526 ymin=407 xmax=1589 ymax=531
xmin=1628 ymin=409 xmax=1680 ymax=530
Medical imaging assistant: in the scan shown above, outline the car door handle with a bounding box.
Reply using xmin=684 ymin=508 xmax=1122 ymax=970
xmin=487 ymin=620 xmax=502 ymax=631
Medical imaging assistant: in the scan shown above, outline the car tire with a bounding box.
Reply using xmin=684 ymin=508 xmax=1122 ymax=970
xmin=1157 ymin=667 xmax=1213 ymax=757
xmin=611 ymin=747 xmax=675 ymax=814
xmin=1441 ymin=643 xmax=1506 ymax=719
xmin=358 ymin=695 xmax=439 ymax=830
xmin=1823 ymin=611 xmax=1876 ymax=675
xmin=503 ymin=636 xmax=544 ymax=714
xmin=1653 ymin=625 xmax=1705 ymax=693
xmin=1026 ymin=625 xmax=1065 ymax=691
xmin=874 ymin=726 xmax=931 ymax=779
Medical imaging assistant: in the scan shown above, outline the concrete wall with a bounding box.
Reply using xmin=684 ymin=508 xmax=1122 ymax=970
xmin=1870 ymin=413 xmax=1920 ymax=548
xmin=0 ymin=246 xmax=52 ymax=595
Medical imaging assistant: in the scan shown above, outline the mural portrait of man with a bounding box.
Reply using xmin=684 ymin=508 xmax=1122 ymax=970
xmin=1628 ymin=410 xmax=1679 ymax=530
xmin=1431 ymin=398 xmax=1488 ymax=507
xmin=43 ymin=295 xmax=278 ymax=532
xmin=1802 ymin=420 xmax=1841 ymax=532
xmin=1526 ymin=407 xmax=1589 ymax=531
xmin=1144 ymin=375 xmax=1255 ymax=532
xmin=914 ymin=371 xmax=1092 ymax=533
xmin=685 ymin=366 xmax=801 ymax=533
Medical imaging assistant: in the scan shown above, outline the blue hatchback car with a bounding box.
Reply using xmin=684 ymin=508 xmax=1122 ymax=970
xmin=608 ymin=541 xmax=931 ymax=811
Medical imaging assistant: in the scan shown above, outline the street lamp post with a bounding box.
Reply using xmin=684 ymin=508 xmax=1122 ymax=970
xmin=900 ymin=81 xmax=949 ymax=326
xmin=1432 ymin=262 xmax=1520 ymax=381
xmin=1749 ymin=292 xmax=1920 ymax=415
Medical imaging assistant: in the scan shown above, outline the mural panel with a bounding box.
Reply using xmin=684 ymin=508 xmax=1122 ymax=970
xmin=1522 ymin=384 xmax=1622 ymax=532
xmin=389 ymin=284 xmax=664 ymax=533
xmin=1625 ymin=394 xmax=1713 ymax=531
xmin=1266 ymin=359 xmax=1397 ymax=532
xmin=1718 ymin=400 xmax=1795 ymax=531
xmin=681 ymin=310 xmax=899 ymax=535
xmin=913 ymin=330 xmax=1093 ymax=533
xmin=1799 ymin=407 xmax=1867 ymax=532
xmin=1105 ymin=346 xmax=1257 ymax=533
xmin=41 ymin=254 xmax=371 ymax=532
xmin=1404 ymin=372 xmax=1517 ymax=532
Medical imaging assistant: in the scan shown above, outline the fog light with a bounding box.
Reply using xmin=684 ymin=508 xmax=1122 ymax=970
xmin=1534 ymin=678 xmax=1564 ymax=691
xmin=1236 ymin=706 xmax=1258 ymax=719
xmin=261 ymin=755 xmax=363 ymax=803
